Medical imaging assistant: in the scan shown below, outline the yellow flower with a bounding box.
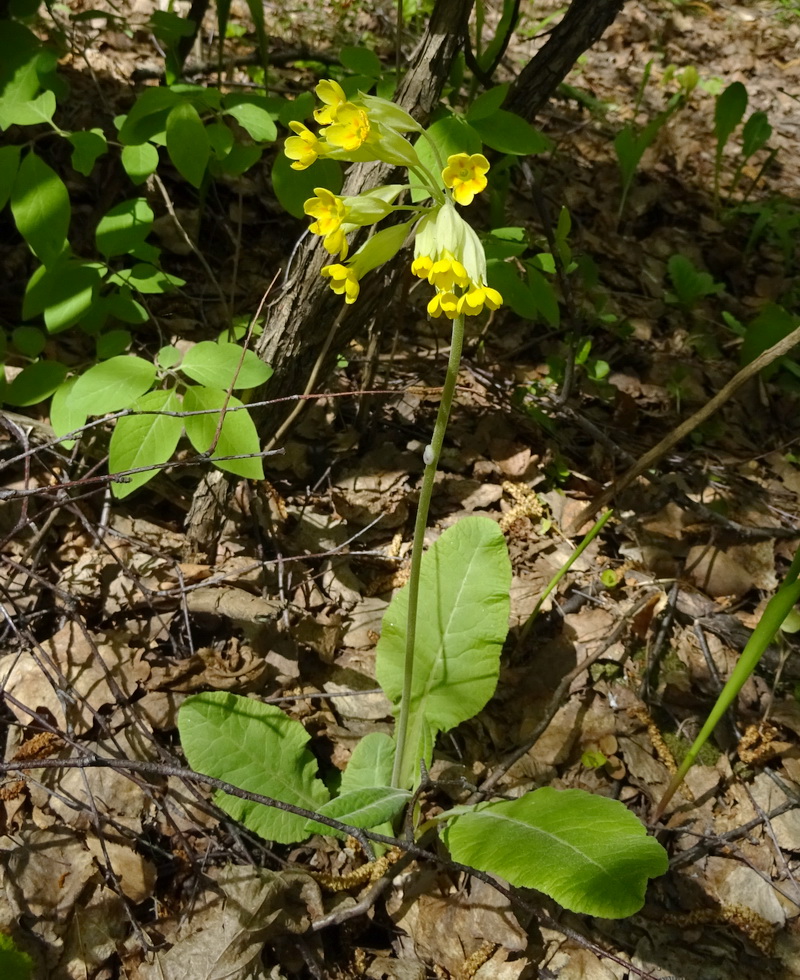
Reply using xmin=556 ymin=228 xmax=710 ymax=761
xmin=428 ymin=251 xmax=469 ymax=291
xmin=304 ymin=188 xmax=349 ymax=258
xmin=324 ymin=103 xmax=372 ymax=152
xmin=442 ymin=152 xmax=490 ymax=206
xmin=411 ymin=255 xmax=433 ymax=279
xmin=314 ymin=79 xmax=348 ymax=125
xmin=456 ymin=284 xmax=503 ymax=316
xmin=321 ymin=263 xmax=361 ymax=303
xmin=427 ymin=291 xmax=459 ymax=319
xmin=284 ymin=121 xmax=327 ymax=171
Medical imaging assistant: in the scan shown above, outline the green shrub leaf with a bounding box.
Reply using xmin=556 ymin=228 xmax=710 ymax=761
xmin=68 ymin=129 xmax=108 ymax=176
xmin=466 ymin=84 xmax=510 ymax=122
xmin=486 ymin=259 xmax=538 ymax=320
xmin=178 ymin=691 xmax=330 ymax=844
xmin=118 ymin=87 xmax=181 ymax=145
xmin=223 ymin=95 xmax=277 ymax=142
xmin=109 ymin=389 xmax=183 ymax=498
xmin=0 ymin=145 xmax=21 ymax=210
xmin=70 ymin=355 xmax=156 ymax=416
xmin=39 ymin=261 xmax=105 ymax=333
xmin=121 ymin=142 xmax=160 ymax=185
xmin=50 ymin=377 xmax=86 ymax=447
xmin=375 ymin=516 xmax=511 ymax=788
xmin=411 ymin=115 xmax=482 ymax=203
xmin=4 ymin=360 xmax=67 ymax=407
xmin=339 ymin=46 xmax=382 ymax=77
xmin=271 ymin=151 xmax=343 ymax=219
xmin=166 ymin=101 xmax=210 ymax=188
xmin=12 ymin=326 xmax=45 ymax=357
xmin=96 ymin=198 xmax=154 ymax=258
xmin=183 ymin=385 xmax=264 ymax=480
xmin=179 ymin=341 xmax=272 ymax=389
xmin=110 ymin=263 xmax=185 ymax=294
xmin=441 ymin=788 xmax=669 ymax=918
xmin=470 ymin=111 xmax=552 ymax=155
xmin=2 ymin=90 xmax=56 ymax=127
xmin=11 ymin=151 xmax=70 ymax=265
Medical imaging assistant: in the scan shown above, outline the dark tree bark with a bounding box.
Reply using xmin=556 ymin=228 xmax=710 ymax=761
xmin=185 ymin=0 xmax=627 ymax=549
xmin=506 ymin=0 xmax=626 ymax=121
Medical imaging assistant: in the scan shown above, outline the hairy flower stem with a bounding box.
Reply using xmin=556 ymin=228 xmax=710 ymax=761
xmin=391 ymin=313 xmax=465 ymax=789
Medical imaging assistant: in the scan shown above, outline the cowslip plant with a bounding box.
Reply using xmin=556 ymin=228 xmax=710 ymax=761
xmin=178 ymin=78 xmax=668 ymax=921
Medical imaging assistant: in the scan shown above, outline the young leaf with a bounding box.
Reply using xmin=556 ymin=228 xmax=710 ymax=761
xmin=70 ymin=354 xmax=156 ymax=416
xmin=0 ymin=145 xmax=21 ymax=210
xmin=4 ymin=360 xmax=67 ymax=407
xmin=109 ymin=389 xmax=183 ymax=498
xmin=179 ymin=340 xmax=272 ymax=389
xmin=375 ymin=516 xmax=511 ymax=788
xmin=469 ymin=111 xmax=552 ymax=156
xmin=166 ymin=101 xmax=210 ymax=189
xmin=666 ymin=254 xmax=722 ymax=307
xmin=714 ymin=80 xmax=748 ymax=149
xmin=340 ymin=733 xmax=396 ymax=794
xmin=308 ymin=787 xmax=410 ymax=838
xmin=741 ymin=110 xmax=771 ymax=159
xmin=183 ymin=385 xmax=264 ymax=480
xmin=527 ymin=266 xmax=560 ymax=328
xmin=96 ymin=199 xmax=154 ymax=258
xmin=178 ymin=691 xmax=330 ymax=844
xmin=68 ymin=129 xmax=108 ymax=176
xmin=339 ymin=46 xmax=383 ymax=77
xmin=441 ymin=788 xmax=668 ymax=918
xmin=121 ymin=143 xmax=160 ymax=185
xmin=10 ymin=151 xmax=70 ymax=266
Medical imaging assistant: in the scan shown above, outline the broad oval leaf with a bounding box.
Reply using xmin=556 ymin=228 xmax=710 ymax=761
xmin=223 ymin=97 xmax=277 ymax=142
xmin=4 ymin=360 xmax=67 ymax=407
xmin=35 ymin=260 xmax=105 ymax=333
xmin=375 ymin=516 xmax=511 ymax=788
xmin=271 ymin=151 xmax=342 ymax=219
xmin=70 ymin=354 xmax=156 ymax=416
xmin=166 ymin=101 xmax=210 ymax=188
xmin=182 ymin=385 xmax=264 ymax=480
xmin=714 ymin=81 xmax=747 ymax=147
xmin=109 ymin=389 xmax=183 ymax=498
xmin=470 ymin=110 xmax=552 ymax=156
xmin=121 ymin=142 xmax=160 ymax=185
xmin=68 ymin=129 xmax=108 ymax=176
xmin=96 ymin=198 xmax=154 ymax=258
xmin=179 ymin=340 xmax=272 ymax=389
xmin=178 ymin=691 xmax=330 ymax=844
xmin=50 ymin=377 xmax=86 ymax=447
xmin=442 ymin=788 xmax=668 ymax=919
xmin=11 ymin=151 xmax=70 ymax=265
xmin=465 ymin=83 xmax=509 ymax=122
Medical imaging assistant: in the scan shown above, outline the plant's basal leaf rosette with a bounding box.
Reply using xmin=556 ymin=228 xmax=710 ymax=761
xmin=441 ymin=788 xmax=669 ymax=919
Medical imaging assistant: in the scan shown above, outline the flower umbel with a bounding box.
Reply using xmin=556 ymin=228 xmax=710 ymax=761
xmin=304 ymin=188 xmax=349 ymax=259
xmin=284 ymin=121 xmax=328 ymax=171
xmin=323 ymin=103 xmax=373 ymax=152
xmin=442 ymin=152 xmax=490 ymax=207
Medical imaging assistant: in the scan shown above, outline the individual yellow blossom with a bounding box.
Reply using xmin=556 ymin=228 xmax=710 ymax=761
xmin=304 ymin=188 xmax=349 ymax=258
xmin=411 ymin=255 xmax=433 ymax=279
xmin=324 ymin=103 xmax=373 ymax=152
xmin=427 ymin=290 xmax=459 ymax=319
xmin=284 ymin=121 xmax=328 ymax=170
xmin=428 ymin=251 xmax=470 ymax=291
xmin=456 ymin=284 xmax=503 ymax=316
xmin=314 ymin=79 xmax=348 ymax=125
xmin=442 ymin=152 xmax=490 ymax=206
xmin=321 ymin=263 xmax=361 ymax=303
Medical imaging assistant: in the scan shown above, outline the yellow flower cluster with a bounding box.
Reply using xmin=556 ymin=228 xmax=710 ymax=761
xmin=284 ymin=80 xmax=503 ymax=318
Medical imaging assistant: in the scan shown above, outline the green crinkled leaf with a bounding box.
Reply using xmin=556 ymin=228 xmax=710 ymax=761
xmin=179 ymin=340 xmax=272 ymax=389
xmin=11 ymin=151 xmax=70 ymax=265
xmin=109 ymin=389 xmax=183 ymax=498
xmin=68 ymin=129 xmax=108 ymax=176
xmin=308 ymin=787 xmax=410 ymax=838
xmin=375 ymin=516 xmax=511 ymax=788
xmin=4 ymin=360 xmax=67 ymax=407
xmin=121 ymin=143 xmax=160 ymax=185
xmin=470 ymin=111 xmax=552 ymax=156
xmin=178 ymin=691 xmax=330 ymax=844
xmin=223 ymin=95 xmax=277 ymax=142
xmin=183 ymin=385 xmax=264 ymax=480
xmin=271 ymin=151 xmax=343 ymax=219
xmin=96 ymin=198 xmax=154 ymax=258
xmin=166 ymin=101 xmax=210 ymax=188
xmin=0 ymin=145 xmax=21 ymax=210
xmin=70 ymin=354 xmax=156 ymax=416
xmin=340 ymin=733 xmax=395 ymax=794
xmin=441 ymin=788 xmax=669 ymax=919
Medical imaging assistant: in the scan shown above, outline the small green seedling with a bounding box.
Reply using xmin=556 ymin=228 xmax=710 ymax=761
xmin=665 ymin=254 xmax=724 ymax=309
xmin=712 ymin=81 xmax=773 ymax=210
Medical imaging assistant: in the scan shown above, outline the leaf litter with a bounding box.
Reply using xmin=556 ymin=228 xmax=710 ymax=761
xmin=3 ymin=0 xmax=800 ymax=977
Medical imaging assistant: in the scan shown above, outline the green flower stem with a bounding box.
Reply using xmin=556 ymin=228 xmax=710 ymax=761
xmin=409 ymin=163 xmax=446 ymax=204
xmin=391 ymin=313 xmax=465 ymax=789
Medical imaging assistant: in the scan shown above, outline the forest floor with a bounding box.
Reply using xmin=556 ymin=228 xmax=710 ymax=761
xmin=3 ymin=0 xmax=800 ymax=977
